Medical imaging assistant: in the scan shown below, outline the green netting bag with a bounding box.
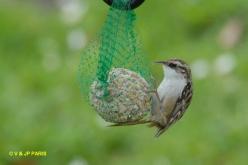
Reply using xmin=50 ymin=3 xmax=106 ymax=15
xmin=78 ymin=0 xmax=154 ymax=123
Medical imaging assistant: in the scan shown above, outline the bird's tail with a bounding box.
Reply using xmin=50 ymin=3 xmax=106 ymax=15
xmin=154 ymin=126 xmax=170 ymax=137
xmin=148 ymin=122 xmax=169 ymax=137
xmin=109 ymin=120 xmax=169 ymax=137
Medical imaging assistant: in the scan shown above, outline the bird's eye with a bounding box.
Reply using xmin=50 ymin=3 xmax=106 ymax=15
xmin=169 ymin=63 xmax=176 ymax=68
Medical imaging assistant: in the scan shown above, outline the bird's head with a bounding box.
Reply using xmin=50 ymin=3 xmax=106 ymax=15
xmin=156 ymin=59 xmax=191 ymax=80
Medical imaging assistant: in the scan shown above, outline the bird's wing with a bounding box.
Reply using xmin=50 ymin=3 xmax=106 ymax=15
xmin=169 ymin=81 xmax=193 ymax=125
xmin=155 ymin=81 xmax=193 ymax=137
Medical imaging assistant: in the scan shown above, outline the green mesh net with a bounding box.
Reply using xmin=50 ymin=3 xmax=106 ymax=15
xmin=78 ymin=0 xmax=154 ymax=123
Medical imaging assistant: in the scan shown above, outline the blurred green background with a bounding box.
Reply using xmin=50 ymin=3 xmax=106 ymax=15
xmin=1 ymin=0 xmax=248 ymax=164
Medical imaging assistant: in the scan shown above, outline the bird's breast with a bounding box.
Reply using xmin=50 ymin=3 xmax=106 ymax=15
xmin=157 ymin=79 xmax=186 ymax=100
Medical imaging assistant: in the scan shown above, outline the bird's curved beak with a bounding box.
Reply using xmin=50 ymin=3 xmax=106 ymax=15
xmin=155 ymin=61 xmax=168 ymax=65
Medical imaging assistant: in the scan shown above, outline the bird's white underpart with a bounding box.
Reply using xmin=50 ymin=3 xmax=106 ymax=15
xmin=157 ymin=65 xmax=187 ymax=100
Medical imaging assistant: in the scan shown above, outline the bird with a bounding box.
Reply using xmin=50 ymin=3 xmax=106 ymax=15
xmin=111 ymin=59 xmax=193 ymax=137
xmin=150 ymin=59 xmax=193 ymax=136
